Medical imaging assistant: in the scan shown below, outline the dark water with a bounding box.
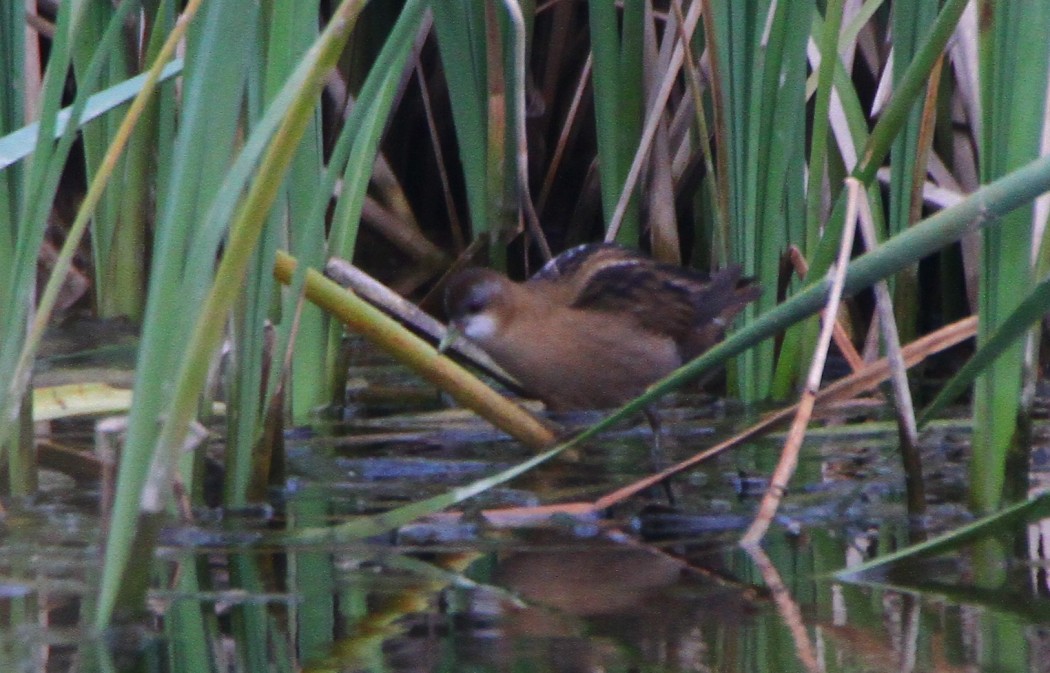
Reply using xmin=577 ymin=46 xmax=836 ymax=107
xmin=10 ymin=354 xmax=1050 ymax=672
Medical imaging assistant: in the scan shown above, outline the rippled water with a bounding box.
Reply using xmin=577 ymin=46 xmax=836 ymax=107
xmin=10 ymin=349 xmax=1050 ymax=672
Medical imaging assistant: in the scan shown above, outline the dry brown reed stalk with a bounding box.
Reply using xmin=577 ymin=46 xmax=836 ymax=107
xmin=324 ymin=256 xmax=517 ymax=386
xmin=413 ymin=62 xmax=466 ymax=251
xmin=420 ymin=314 xmax=976 ymax=528
xmin=361 ymin=196 xmax=450 ymax=271
xmin=786 ymin=245 xmax=866 ymax=373
xmin=910 ymin=54 xmax=944 ymax=227
xmin=740 ymin=178 xmax=860 ymax=546
xmin=501 ymin=0 xmax=552 ymax=261
xmin=274 ymin=251 xmax=558 ymax=449
xmin=671 ymin=0 xmax=727 ymax=263
xmin=537 ymin=55 xmax=592 ymax=214
xmin=603 ymin=0 xmax=701 ymax=242
xmin=855 ymin=182 xmax=925 ymax=516
xmin=743 ymin=545 xmax=821 ymax=673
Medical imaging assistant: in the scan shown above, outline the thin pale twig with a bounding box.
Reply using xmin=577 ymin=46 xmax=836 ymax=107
xmin=414 ymin=62 xmax=466 ymax=251
xmin=500 ymin=0 xmax=552 ymax=260
xmin=644 ymin=2 xmax=680 ymax=261
xmin=740 ymin=177 xmax=860 ymax=546
xmin=671 ymin=0 xmax=727 ymax=264
xmin=591 ymin=315 xmax=976 ymax=510
xmin=537 ymin=55 xmax=592 ymax=213
xmin=787 ymin=245 xmax=866 ymax=373
xmin=604 ymin=0 xmax=701 ymax=242
xmin=743 ymin=546 xmax=821 ymax=673
xmin=429 ymin=316 xmax=977 ymax=521
xmin=275 ymin=252 xmax=557 ymax=450
xmin=855 ymin=182 xmax=925 ymax=514
xmin=324 ymin=257 xmax=518 ymax=387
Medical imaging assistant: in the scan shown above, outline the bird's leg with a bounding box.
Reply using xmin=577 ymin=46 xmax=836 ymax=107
xmin=643 ymin=406 xmax=671 ymax=462
xmin=643 ymin=406 xmax=677 ymax=505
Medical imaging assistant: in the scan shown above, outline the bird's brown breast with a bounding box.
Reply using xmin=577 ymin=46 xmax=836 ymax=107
xmin=477 ymin=292 xmax=681 ymax=411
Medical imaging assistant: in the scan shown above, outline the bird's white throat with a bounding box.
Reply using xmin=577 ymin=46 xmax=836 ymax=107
xmin=462 ymin=313 xmax=498 ymax=341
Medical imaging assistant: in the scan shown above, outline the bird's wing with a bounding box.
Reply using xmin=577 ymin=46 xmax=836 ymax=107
xmin=529 ymin=242 xmax=759 ymax=341
xmin=569 ymin=259 xmax=704 ymax=339
xmin=530 ymin=242 xmax=643 ymax=279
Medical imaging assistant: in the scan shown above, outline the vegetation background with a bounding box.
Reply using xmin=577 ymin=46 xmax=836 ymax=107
xmin=3 ymin=0 xmax=1050 ymax=637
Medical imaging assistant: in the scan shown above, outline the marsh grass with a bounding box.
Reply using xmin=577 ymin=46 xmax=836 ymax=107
xmin=3 ymin=0 xmax=1050 ymax=634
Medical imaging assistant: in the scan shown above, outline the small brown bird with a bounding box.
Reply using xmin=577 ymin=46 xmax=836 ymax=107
xmin=442 ymin=243 xmax=760 ymax=412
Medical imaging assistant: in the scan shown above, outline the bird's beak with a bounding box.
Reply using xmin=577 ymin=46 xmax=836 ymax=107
xmin=438 ymin=324 xmax=462 ymax=353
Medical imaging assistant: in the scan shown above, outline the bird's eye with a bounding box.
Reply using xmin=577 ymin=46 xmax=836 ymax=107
xmin=465 ymin=298 xmax=486 ymax=314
